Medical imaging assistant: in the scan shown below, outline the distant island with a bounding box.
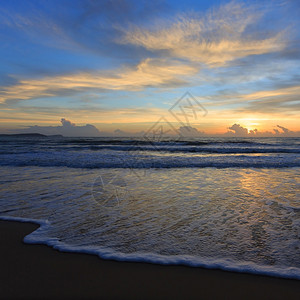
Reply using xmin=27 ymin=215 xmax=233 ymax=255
xmin=0 ymin=133 xmax=63 ymax=138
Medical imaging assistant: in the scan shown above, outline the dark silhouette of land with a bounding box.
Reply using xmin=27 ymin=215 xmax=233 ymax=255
xmin=0 ymin=133 xmax=63 ymax=138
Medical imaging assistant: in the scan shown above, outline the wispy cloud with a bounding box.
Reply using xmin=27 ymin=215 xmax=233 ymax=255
xmin=239 ymin=85 xmax=300 ymax=112
xmin=242 ymin=85 xmax=300 ymax=100
xmin=121 ymin=1 xmax=285 ymax=67
xmin=0 ymin=0 xmax=168 ymax=58
xmin=0 ymin=59 xmax=196 ymax=102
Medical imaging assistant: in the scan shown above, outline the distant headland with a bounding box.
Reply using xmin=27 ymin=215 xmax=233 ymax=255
xmin=0 ymin=133 xmax=63 ymax=138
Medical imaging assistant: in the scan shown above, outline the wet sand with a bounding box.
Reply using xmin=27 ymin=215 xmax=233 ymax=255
xmin=1 ymin=220 xmax=300 ymax=299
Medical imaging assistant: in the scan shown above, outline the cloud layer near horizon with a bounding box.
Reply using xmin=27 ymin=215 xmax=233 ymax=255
xmin=16 ymin=118 xmax=101 ymax=137
xmin=14 ymin=118 xmax=300 ymax=137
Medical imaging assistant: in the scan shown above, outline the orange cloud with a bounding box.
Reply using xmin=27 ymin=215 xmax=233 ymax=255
xmin=121 ymin=2 xmax=285 ymax=66
xmin=242 ymin=86 xmax=300 ymax=100
xmin=0 ymin=59 xmax=197 ymax=103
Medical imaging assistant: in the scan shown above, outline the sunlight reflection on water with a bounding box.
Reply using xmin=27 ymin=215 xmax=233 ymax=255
xmin=0 ymin=166 xmax=299 ymax=275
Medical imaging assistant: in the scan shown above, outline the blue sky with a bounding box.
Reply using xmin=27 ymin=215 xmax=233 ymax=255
xmin=0 ymin=0 xmax=299 ymax=136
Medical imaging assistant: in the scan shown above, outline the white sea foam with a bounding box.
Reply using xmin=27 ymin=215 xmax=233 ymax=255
xmin=1 ymin=166 xmax=300 ymax=280
xmin=1 ymin=214 xmax=300 ymax=280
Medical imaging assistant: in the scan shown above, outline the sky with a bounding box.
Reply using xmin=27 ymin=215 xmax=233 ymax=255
xmin=0 ymin=0 xmax=299 ymax=137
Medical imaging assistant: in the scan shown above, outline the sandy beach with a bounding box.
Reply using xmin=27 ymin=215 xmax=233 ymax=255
xmin=0 ymin=220 xmax=299 ymax=299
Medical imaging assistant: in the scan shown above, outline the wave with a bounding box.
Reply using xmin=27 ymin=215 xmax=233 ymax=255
xmin=1 ymin=136 xmax=299 ymax=146
xmin=0 ymin=151 xmax=299 ymax=168
xmin=1 ymin=144 xmax=299 ymax=154
xmin=1 ymin=136 xmax=299 ymax=169
xmin=86 ymin=145 xmax=300 ymax=153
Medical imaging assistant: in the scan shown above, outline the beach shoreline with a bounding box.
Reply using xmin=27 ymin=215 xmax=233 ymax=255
xmin=1 ymin=220 xmax=300 ymax=299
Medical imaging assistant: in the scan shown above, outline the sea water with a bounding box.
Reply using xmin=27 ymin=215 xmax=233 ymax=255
xmin=0 ymin=136 xmax=299 ymax=279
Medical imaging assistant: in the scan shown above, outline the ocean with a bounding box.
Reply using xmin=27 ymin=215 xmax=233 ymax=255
xmin=0 ymin=135 xmax=299 ymax=279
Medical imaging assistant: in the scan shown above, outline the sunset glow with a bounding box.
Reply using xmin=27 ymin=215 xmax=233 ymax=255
xmin=0 ymin=0 xmax=299 ymax=136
